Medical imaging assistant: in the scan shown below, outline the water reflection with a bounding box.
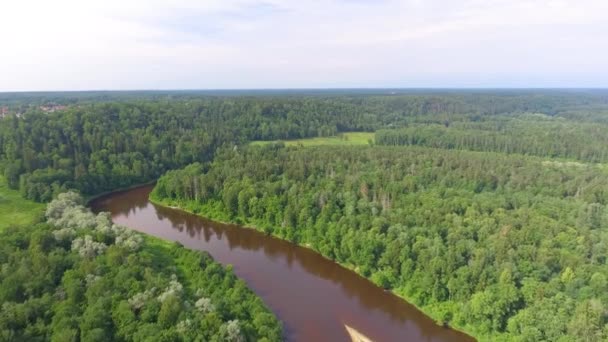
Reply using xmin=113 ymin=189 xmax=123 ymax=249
xmin=92 ymin=185 xmax=474 ymax=342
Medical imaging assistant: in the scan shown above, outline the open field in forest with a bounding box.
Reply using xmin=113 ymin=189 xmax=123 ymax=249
xmin=250 ymin=132 xmax=374 ymax=147
xmin=0 ymin=176 xmax=44 ymax=230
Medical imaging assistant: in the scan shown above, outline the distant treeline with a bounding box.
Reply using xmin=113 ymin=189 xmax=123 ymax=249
xmin=375 ymin=117 xmax=608 ymax=162
xmin=0 ymin=98 xmax=372 ymax=201
xmin=2 ymin=91 xmax=608 ymax=203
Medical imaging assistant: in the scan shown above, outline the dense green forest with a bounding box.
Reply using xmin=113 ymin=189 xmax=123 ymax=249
xmin=152 ymin=145 xmax=608 ymax=341
xmin=0 ymin=192 xmax=281 ymax=341
xmin=0 ymin=98 xmax=374 ymax=201
xmin=2 ymin=90 xmax=608 ymax=341
xmin=375 ymin=117 xmax=608 ymax=162
xmin=2 ymin=91 xmax=608 ymax=203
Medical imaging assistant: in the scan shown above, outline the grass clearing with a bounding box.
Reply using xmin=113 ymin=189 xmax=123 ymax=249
xmin=250 ymin=132 xmax=375 ymax=147
xmin=0 ymin=176 xmax=44 ymax=230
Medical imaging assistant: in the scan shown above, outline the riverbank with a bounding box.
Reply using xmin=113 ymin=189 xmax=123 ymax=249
xmin=96 ymin=184 xmax=474 ymax=341
xmin=148 ymin=193 xmax=480 ymax=341
xmin=85 ymin=180 xmax=157 ymax=205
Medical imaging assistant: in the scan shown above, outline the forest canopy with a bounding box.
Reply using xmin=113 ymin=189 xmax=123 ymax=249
xmin=2 ymin=90 xmax=608 ymax=341
xmin=2 ymin=91 xmax=608 ymax=202
xmin=152 ymin=145 xmax=608 ymax=341
xmin=0 ymin=192 xmax=282 ymax=341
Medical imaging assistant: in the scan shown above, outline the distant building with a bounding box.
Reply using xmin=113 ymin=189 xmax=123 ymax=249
xmin=0 ymin=107 xmax=9 ymax=119
xmin=39 ymin=104 xmax=68 ymax=113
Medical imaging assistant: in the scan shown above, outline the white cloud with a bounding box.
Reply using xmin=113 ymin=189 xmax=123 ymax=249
xmin=0 ymin=0 xmax=606 ymax=90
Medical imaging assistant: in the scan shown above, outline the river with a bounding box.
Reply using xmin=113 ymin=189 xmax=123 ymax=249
xmin=91 ymin=185 xmax=474 ymax=342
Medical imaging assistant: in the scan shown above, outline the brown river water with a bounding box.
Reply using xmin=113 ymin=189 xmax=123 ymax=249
xmin=91 ymin=185 xmax=474 ymax=342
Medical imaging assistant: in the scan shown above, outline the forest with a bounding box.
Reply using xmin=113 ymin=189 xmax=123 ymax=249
xmin=0 ymin=192 xmax=281 ymax=341
xmin=2 ymin=91 xmax=608 ymax=203
xmin=0 ymin=97 xmax=375 ymax=201
xmin=2 ymin=90 xmax=608 ymax=341
xmin=375 ymin=117 xmax=608 ymax=162
xmin=152 ymin=145 xmax=608 ymax=341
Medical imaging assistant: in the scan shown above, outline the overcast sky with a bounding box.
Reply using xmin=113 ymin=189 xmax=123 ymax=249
xmin=0 ymin=0 xmax=607 ymax=91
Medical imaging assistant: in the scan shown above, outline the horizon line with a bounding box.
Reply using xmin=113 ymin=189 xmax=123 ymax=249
xmin=1 ymin=87 xmax=608 ymax=94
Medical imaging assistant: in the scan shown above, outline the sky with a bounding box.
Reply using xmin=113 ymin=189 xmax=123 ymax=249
xmin=0 ymin=0 xmax=607 ymax=91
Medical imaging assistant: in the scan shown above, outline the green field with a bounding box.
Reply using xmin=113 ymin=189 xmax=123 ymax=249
xmin=0 ymin=176 xmax=44 ymax=230
xmin=250 ymin=132 xmax=374 ymax=147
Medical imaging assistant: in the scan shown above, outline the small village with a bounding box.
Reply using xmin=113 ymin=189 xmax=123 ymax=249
xmin=0 ymin=104 xmax=68 ymax=119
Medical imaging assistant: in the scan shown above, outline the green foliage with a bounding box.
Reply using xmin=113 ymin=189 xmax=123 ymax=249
xmin=0 ymin=98 xmax=379 ymax=201
xmin=0 ymin=175 xmax=44 ymax=231
xmin=4 ymin=90 xmax=608 ymax=341
xmin=0 ymin=193 xmax=282 ymax=341
xmin=154 ymin=145 xmax=608 ymax=341
xmin=250 ymin=132 xmax=375 ymax=147
xmin=375 ymin=118 xmax=608 ymax=162
xmin=4 ymin=91 xmax=608 ymax=202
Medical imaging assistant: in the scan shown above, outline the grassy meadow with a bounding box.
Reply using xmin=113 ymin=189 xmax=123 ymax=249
xmin=250 ymin=132 xmax=374 ymax=147
xmin=0 ymin=176 xmax=44 ymax=230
